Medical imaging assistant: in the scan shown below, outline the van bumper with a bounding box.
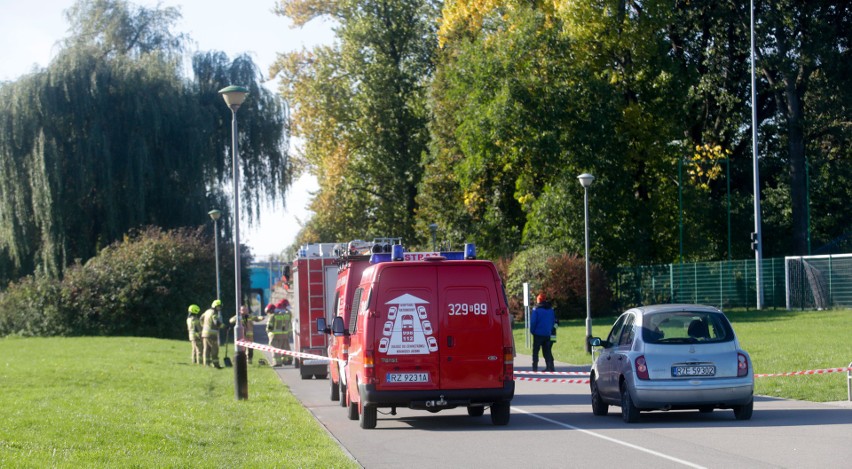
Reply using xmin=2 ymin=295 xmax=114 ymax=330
xmin=360 ymin=381 xmax=515 ymax=410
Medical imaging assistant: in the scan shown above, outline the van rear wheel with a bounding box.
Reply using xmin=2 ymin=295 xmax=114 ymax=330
xmin=330 ymin=378 xmax=340 ymax=401
xmin=490 ymin=401 xmax=510 ymax=425
xmin=339 ymin=381 xmax=347 ymax=407
xmin=347 ymin=399 xmax=359 ymax=420
xmin=467 ymin=406 xmax=485 ymax=417
xmin=360 ymin=405 xmax=377 ymax=429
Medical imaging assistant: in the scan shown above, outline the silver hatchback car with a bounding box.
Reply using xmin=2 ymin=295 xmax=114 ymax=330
xmin=589 ymin=304 xmax=754 ymax=423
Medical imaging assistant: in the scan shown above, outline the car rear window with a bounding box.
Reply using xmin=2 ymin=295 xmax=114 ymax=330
xmin=642 ymin=311 xmax=734 ymax=344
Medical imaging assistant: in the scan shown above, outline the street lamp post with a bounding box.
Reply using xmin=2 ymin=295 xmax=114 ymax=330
xmin=429 ymin=223 xmax=438 ymax=251
xmin=208 ymin=209 xmax=224 ymax=346
xmin=578 ymin=173 xmax=595 ymax=354
xmin=219 ymin=85 xmax=249 ymax=400
xmin=208 ymin=209 xmax=222 ymax=300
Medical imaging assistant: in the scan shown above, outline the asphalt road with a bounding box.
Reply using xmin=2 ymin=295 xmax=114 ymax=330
xmin=264 ymin=351 xmax=852 ymax=469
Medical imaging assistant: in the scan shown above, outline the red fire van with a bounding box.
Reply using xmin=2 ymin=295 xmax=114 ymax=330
xmin=323 ymin=240 xmax=374 ymax=404
xmin=326 ymin=244 xmax=515 ymax=429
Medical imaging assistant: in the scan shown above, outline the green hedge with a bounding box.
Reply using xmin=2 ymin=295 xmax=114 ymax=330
xmin=0 ymin=227 xmax=242 ymax=339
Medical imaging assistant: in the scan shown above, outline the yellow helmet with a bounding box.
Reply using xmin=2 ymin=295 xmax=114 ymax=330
xmin=188 ymin=304 xmax=201 ymax=314
xmin=211 ymin=299 xmax=222 ymax=308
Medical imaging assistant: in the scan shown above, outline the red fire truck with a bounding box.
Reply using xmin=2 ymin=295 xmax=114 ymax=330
xmin=320 ymin=243 xmax=515 ymax=429
xmin=291 ymin=243 xmax=339 ymax=380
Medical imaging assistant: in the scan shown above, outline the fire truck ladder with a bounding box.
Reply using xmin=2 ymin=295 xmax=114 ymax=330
xmin=306 ymin=257 xmax=326 ymax=349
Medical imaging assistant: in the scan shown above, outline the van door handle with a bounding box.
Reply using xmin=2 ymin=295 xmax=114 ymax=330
xmin=447 ymin=336 xmax=454 ymax=347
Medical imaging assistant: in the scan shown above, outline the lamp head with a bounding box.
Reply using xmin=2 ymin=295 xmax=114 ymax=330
xmin=218 ymin=85 xmax=249 ymax=110
xmin=208 ymin=209 xmax=222 ymax=221
xmin=578 ymin=173 xmax=595 ymax=188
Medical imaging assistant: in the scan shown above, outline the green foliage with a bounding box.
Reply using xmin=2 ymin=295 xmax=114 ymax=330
xmin=0 ymin=0 xmax=290 ymax=286
xmin=505 ymin=246 xmax=558 ymax=315
xmin=273 ymin=0 xmax=438 ymax=247
xmin=0 ymin=336 xmax=356 ymax=468
xmin=0 ymin=227 xmax=242 ymax=339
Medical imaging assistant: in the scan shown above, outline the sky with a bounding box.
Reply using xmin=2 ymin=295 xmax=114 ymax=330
xmin=0 ymin=0 xmax=333 ymax=259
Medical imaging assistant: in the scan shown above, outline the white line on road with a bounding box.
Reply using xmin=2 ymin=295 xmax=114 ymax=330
xmin=513 ymin=407 xmax=706 ymax=469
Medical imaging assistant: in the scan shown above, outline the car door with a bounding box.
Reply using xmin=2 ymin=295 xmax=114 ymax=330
xmin=612 ymin=313 xmax=637 ymax=385
xmin=597 ymin=314 xmax=627 ymax=398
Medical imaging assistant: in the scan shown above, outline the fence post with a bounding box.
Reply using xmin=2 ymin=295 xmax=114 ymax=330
xmin=829 ymin=255 xmax=834 ymax=308
xmin=670 ymin=264 xmax=674 ymax=302
xmin=719 ymin=260 xmax=724 ymax=308
xmin=694 ymin=262 xmax=698 ymax=303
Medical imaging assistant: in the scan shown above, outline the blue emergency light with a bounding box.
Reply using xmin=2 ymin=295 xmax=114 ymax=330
xmin=369 ymin=243 xmax=477 ymax=264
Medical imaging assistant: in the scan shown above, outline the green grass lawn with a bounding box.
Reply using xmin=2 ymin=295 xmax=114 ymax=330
xmin=0 ymin=336 xmax=357 ymax=468
xmin=514 ymin=308 xmax=852 ymax=402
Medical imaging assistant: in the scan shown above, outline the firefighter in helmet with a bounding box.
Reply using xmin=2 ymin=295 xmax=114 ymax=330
xmin=230 ymin=305 xmax=263 ymax=364
xmin=201 ymin=299 xmax=224 ymax=368
xmin=265 ymin=301 xmax=292 ymax=366
xmin=186 ymin=304 xmax=202 ymax=364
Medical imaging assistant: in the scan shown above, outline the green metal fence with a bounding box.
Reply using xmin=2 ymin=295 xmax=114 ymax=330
xmin=614 ymin=257 xmax=790 ymax=310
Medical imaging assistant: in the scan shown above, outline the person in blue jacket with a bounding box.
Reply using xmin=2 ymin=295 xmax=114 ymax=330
xmin=530 ymin=293 xmax=556 ymax=372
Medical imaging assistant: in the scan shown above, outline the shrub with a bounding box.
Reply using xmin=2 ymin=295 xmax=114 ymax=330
xmin=541 ymin=253 xmax=612 ymax=320
xmin=0 ymin=227 xmax=244 ymax=339
xmin=505 ymin=246 xmax=558 ymax=319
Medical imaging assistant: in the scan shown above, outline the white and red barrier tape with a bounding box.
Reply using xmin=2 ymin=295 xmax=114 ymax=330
xmin=754 ymin=367 xmax=852 ymax=378
xmin=237 ymin=340 xmax=851 ymax=383
xmin=236 ymin=340 xmax=343 ymax=363
xmin=515 ymin=377 xmax=591 ymax=384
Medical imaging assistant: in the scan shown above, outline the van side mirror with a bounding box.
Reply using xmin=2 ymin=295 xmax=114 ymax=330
xmin=316 ymin=317 xmax=329 ymax=334
xmin=331 ymin=316 xmax=347 ymax=336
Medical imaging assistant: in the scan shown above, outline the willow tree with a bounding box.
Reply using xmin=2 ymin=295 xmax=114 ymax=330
xmin=272 ymin=0 xmax=438 ymax=247
xmin=0 ymin=0 xmax=291 ymax=285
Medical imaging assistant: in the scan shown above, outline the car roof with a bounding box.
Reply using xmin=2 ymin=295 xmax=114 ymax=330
xmin=626 ymin=304 xmax=724 ymax=316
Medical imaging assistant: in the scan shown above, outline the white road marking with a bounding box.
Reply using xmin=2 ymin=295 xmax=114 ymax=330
xmin=513 ymin=407 xmax=706 ymax=469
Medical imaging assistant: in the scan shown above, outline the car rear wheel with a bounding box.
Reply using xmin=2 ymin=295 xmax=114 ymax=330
xmin=467 ymin=406 xmax=485 ymax=417
xmin=733 ymin=398 xmax=754 ymax=420
xmin=490 ymin=401 xmax=510 ymax=426
xmin=620 ymin=384 xmax=640 ymax=423
xmin=330 ymin=378 xmax=340 ymax=401
xmin=590 ymin=377 xmax=609 ymax=416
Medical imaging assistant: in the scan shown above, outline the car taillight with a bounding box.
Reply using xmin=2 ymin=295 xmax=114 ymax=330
xmin=342 ymin=345 xmax=348 ymax=361
xmin=364 ymin=350 xmax=376 ymax=384
xmin=503 ymin=346 xmax=514 ymax=381
xmin=737 ymin=353 xmax=749 ymax=377
xmin=635 ymin=355 xmax=649 ymax=380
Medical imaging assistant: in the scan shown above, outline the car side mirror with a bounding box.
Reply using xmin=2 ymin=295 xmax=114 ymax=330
xmin=331 ymin=316 xmax=347 ymax=336
xmin=589 ymin=337 xmax=612 ymax=348
xmin=316 ymin=317 xmax=329 ymax=335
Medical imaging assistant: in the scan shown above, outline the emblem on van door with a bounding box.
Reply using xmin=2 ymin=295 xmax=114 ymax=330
xmin=383 ymin=294 xmax=436 ymax=356
xmin=487 ymin=356 xmax=498 ymax=361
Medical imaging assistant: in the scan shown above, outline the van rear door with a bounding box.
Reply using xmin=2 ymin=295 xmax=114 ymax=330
xmin=373 ymin=265 xmax=440 ymax=391
xmin=438 ymin=263 xmax=503 ymax=389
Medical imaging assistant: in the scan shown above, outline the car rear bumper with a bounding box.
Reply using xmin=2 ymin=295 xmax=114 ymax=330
xmin=360 ymin=381 xmax=515 ymax=410
xmin=631 ymin=378 xmax=753 ymax=409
